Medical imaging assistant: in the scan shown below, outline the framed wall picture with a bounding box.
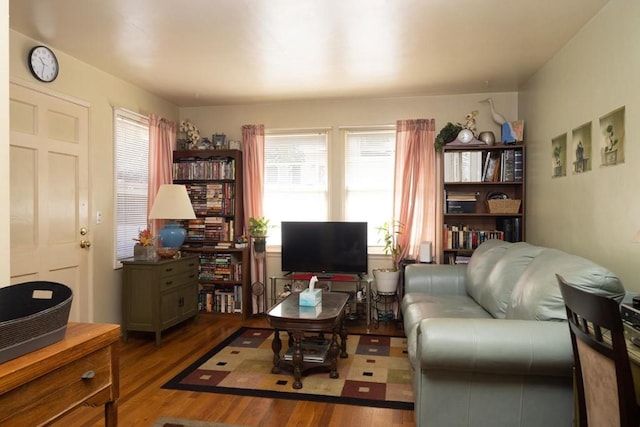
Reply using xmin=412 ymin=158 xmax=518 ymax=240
xmin=552 ymin=133 xmax=567 ymax=178
xmin=599 ymin=106 xmax=625 ymax=166
xmin=571 ymin=122 xmax=592 ymax=174
xmin=213 ymin=133 xmax=227 ymax=149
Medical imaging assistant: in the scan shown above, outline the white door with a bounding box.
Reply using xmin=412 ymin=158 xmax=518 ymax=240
xmin=9 ymin=82 xmax=91 ymax=322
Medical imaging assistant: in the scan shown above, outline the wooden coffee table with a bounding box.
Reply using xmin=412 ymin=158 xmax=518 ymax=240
xmin=266 ymin=292 xmax=349 ymax=389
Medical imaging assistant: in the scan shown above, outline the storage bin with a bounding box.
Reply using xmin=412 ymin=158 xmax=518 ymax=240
xmin=487 ymin=199 xmax=521 ymax=214
xmin=0 ymin=281 xmax=73 ymax=363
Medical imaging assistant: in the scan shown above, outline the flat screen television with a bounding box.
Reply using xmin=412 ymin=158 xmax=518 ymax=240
xmin=281 ymin=221 xmax=368 ymax=276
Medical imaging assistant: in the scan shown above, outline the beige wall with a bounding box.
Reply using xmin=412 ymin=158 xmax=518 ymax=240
xmin=520 ymin=0 xmax=640 ymax=290
xmin=181 ymin=93 xmax=519 ymax=280
xmin=9 ymin=30 xmax=179 ymax=323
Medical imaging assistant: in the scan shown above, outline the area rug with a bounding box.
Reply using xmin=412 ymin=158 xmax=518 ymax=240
xmin=162 ymin=327 xmax=414 ymax=410
xmin=152 ymin=418 xmax=248 ymax=427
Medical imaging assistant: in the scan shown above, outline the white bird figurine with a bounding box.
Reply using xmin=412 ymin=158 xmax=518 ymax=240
xmin=480 ymin=98 xmax=518 ymax=143
xmin=480 ymin=98 xmax=508 ymax=125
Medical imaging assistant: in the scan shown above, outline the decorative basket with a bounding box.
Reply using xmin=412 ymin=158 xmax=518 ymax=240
xmin=0 ymin=281 xmax=73 ymax=363
xmin=487 ymin=199 xmax=521 ymax=214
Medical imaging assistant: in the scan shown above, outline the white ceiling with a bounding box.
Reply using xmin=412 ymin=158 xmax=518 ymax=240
xmin=10 ymin=0 xmax=610 ymax=107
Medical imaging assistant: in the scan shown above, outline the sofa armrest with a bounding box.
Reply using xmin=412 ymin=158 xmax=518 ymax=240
xmin=417 ymin=318 xmax=573 ymax=377
xmin=404 ymin=264 xmax=467 ymax=296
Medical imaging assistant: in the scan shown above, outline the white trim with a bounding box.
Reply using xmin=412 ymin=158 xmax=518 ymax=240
xmin=339 ymin=124 xmax=396 ymax=130
xmin=113 ymin=106 xmax=148 ymax=123
xmin=265 ymin=127 xmax=331 ymax=135
xmin=10 ymin=77 xmax=91 ymax=108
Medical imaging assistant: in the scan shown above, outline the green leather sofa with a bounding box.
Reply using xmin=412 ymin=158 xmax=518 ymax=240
xmin=401 ymin=239 xmax=626 ymax=427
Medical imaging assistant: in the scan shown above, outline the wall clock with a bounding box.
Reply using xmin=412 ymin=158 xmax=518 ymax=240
xmin=28 ymin=45 xmax=59 ymax=82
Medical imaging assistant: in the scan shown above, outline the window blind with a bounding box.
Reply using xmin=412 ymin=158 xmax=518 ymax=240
xmin=114 ymin=108 xmax=149 ymax=265
xmin=264 ymin=132 xmax=328 ymax=245
xmin=345 ymin=129 xmax=395 ymax=245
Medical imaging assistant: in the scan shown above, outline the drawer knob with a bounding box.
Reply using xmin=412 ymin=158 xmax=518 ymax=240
xmin=81 ymin=370 xmax=95 ymax=380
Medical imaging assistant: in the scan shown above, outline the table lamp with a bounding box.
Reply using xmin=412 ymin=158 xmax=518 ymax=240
xmin=148 ymin=184 xmax=196 ymax=248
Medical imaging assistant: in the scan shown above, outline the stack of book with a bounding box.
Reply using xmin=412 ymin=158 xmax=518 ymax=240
xmin=199 ymin=253 xmax=243 ymax=282
xmin=282 ymin=336 xmax=331 ymax=363
xmin=445 ymin=191 xmax=478 ymax=213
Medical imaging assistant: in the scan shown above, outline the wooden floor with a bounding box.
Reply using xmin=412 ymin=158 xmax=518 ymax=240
xmin=50 ymin=313 xmax=415 ymax=427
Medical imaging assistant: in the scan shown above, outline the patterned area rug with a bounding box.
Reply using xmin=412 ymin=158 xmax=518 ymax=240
xmin=162 ymin=327 xmax=413 ymax=410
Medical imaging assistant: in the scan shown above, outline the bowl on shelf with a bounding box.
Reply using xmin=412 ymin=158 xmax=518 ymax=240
xmin=156 ymin=247 xmax=179 ymax=259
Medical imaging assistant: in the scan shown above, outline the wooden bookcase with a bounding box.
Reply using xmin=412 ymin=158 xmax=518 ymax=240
xmin=172 ymin=149 xmax=251 ymax=319
xmin=442 ymin=143 xmax=526 ymax=264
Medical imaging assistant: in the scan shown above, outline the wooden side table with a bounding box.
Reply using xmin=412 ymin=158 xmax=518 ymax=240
xmin=0 ymin=322 xmax=120 ymax=426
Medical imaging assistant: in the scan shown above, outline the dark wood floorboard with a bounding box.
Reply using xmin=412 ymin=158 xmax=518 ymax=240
xmin=49 ymin=313 xmax=415 ymax=427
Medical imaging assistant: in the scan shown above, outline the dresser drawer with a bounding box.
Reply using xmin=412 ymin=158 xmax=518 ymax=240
xmin=0 ymin=346 xmax=113 ymax=425
xmin=160 ymin=269 xmax=198 ymax=292
xmin=158 ymin=256 xmax=198 ymax=279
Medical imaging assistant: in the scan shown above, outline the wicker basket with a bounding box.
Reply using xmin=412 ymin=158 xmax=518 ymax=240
xmin=487 ymin=199 xmax=521 ymax=214
xmin=0 ymin=281 xmax=72 ymax=363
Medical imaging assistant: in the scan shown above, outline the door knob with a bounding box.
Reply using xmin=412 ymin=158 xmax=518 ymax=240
xmin=80 ymin=239 xmax=92 ymax=248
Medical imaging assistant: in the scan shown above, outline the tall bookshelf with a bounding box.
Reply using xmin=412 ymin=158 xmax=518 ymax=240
xmin=442 ymin=143 xmax=525 ymax=264
xmin=172 ymin=149 xmax=251 ymax=319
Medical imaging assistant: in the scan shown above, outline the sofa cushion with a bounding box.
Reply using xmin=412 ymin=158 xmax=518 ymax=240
xmin=465 ymin=239 xmax=512 ymax=303
xmin=506 ymin=249 xmax=625 ymax=320
xmin=402 ymin=294 xmax=492 ymax=367
xmin=479 ymin=242 xmax=544 ymax=318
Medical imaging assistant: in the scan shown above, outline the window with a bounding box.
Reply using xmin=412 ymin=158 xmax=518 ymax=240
xmin=345 ymin=129 xmax=395 ymax=245
xmin=264 ymin=132 xmax=328 ymax=245
xmin=263 ymin=127 xmax=395 ymax=247
xmin=114 ymin=108 xmax=149 ymax=267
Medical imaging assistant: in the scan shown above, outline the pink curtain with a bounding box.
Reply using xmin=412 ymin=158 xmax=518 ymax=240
xmin=148 ymin=114 xmax=176 ymax=233
xmin=242 ymin=124 xmax=266 ymax=313
xmin=394 ymin=119 xmax=442 ymax=264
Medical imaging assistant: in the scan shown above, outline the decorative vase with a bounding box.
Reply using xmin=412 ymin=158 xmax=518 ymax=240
xmin=373 ymin=269 xmax=400 ymax=293
xmin=134 ymin=244 xmax=156 ymax=261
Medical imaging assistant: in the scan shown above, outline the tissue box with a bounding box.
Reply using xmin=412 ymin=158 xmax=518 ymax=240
xmin=299 ymin=304 xmax=322 ymax=318
xmin=299 ymin=288 xmax=322 ymax=306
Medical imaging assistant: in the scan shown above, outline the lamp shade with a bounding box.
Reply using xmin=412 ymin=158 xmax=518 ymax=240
xmin=148 ymin=184 xmax=196 ymax=248
xmin=148 ymin=184 xmax=196 ymax=220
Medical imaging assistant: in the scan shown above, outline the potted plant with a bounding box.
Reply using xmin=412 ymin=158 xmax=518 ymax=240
xmin=373 ymin=220 xmax=404 ymax=293
xmin=132 ymin=227 xmax=156 ymax=260
xmin=435 ymin=122 xmax=463 ymax=152
xmin=248 ymin=217 xmax=270 ymax=254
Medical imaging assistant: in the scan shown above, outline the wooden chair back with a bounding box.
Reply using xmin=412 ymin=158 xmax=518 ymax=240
xmin=557 ymin=274 xmax=640 ymax=427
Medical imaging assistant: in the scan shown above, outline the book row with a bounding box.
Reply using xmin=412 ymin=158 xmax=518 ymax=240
xmin=199 ymin=286 xmax=242 ymax=314
xmin=443 ymin=225 xmax=505 ymax=250
xmin=185 ymin=183 xmax=235 ymax=216
xmin=444 ymin=149 xmax=523 ymax=183
xmin=173 ymin=158 xmax=236 ymax=180
xmin=184 ymin=217 xmax=235 ymax=242
xmin=199 ymin=254 xmax=243 ymax=281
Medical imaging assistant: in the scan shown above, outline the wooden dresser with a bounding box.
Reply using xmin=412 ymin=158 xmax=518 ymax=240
xmin=122 ymin=255 xmax=199 ymax=346
xmin=0 ymin=322 xmax=120 ymax=427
